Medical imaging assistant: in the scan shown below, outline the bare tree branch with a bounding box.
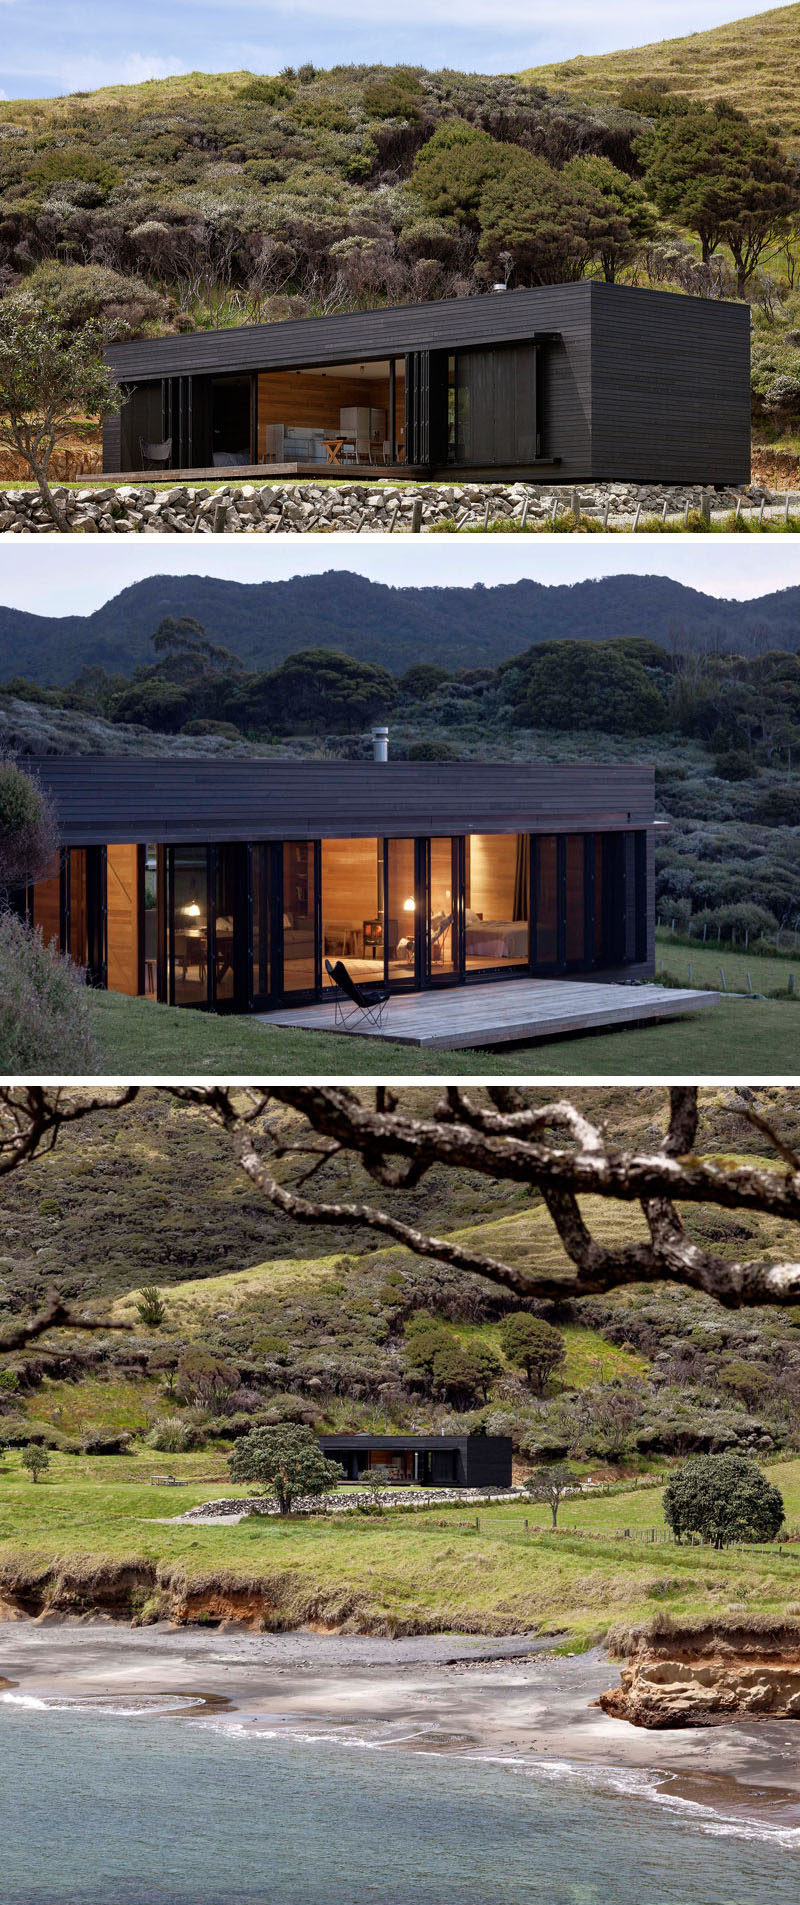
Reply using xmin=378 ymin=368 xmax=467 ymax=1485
xmin=182 ymin=1086 xmax=800 ymax=1310
xmin=0 ymin=1293 xmax=133 ymax=1351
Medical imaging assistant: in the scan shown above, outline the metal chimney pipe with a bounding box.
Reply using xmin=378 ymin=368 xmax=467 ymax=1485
xmin=372 ymin=726 xmax=388 ymax=763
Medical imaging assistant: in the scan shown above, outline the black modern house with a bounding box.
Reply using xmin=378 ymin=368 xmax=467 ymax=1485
xmin=103 ymin=283 xmax=751 ymax=485
xmin=18 ymin=758 xmax=655 ymax=1015
xmin=318 ymin=1434 xmax=513 ymax=1488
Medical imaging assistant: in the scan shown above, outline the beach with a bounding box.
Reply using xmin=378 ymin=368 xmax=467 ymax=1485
xmin=2 ymin=1621 xmax=800 ymax=1830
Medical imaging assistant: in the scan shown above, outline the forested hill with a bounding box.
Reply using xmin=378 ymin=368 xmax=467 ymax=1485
xmin=4 ymin=572 xmax=800 ymax=687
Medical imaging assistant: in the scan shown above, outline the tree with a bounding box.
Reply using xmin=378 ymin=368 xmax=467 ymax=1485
xmin=237 ymin=649 xmax=397 ymax=734
xmin=136 ymin=1285 xmax=167 ymax=1329
xmin=563 ymin=157 xmax=658 ymax=283
xmin=663 ymin=1452 xmax=784 ymax=1548
xmin=500 ymin=1314 xmax=566 ymax=1393
xmin=430 ymin=1339 xmax=500 ymax=1406
xmin=641 ymin=101 xmax=800 ymax=292
xmin=175 ymin=1346 xmax=239 ymax=1411
xmin=503 ymin=643 xmax=667 ymax=735
xmin=525 ymin=1463 xmax=576 ymax=1529
xmin=0 ymin=760 xmax=58 ymax=896
xmin=6 ymin=1088 xmax=800 ymax=1321
xmin=228 ymin=1423 xmax=341 ymax=1515
xmin=21 ymin=1444 xmax=49 ymax=1483
xmin=0 ymin=295 xmax=123 ymax=531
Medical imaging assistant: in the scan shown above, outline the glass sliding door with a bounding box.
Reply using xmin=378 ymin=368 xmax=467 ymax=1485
xmin=465 ymin=833 xmax=529 ymax=974
xmin=169 ymin=846 xmax=209 ymax=1007
xmin=386 ymin=838 xmax=417 ymax=986
xmin=426 ymin=838 xmax=458 ymax=982
xmin=282 ymin=842 xmax=318 ymax=995
xmin=321 ymin=839 xmax=383 ymax=986
xmin=252 ymin=845 xmax=273 ymax=1007
xmin=533 ymin=836 xmax=559 ymax=971
xmin=213 ymin=845 xmax=238 ymax=1006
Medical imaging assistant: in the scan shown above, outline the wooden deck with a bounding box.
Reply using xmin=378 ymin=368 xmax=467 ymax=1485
xmin=101 ymin=461 xmax=418 ymax=486
xmin=258 ymin=978 xmax=719 ymax=1051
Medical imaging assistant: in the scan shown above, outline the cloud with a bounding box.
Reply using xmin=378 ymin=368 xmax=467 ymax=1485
xmin=50 ymin=51 xmax=190 ymax=92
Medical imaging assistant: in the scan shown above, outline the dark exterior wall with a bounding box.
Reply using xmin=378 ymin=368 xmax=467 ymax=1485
xmin=103 ymin=283 xmax=750 ymax=483
xmin=103 ymin=284 xmax=595 ymax=476
xmin=589 ymin=283 xmax=751 ymax=483
xmin=31 ymin=760 xmax=655 ymax=848
xmin=318 ymin=1435 xmax=513 ymax=1488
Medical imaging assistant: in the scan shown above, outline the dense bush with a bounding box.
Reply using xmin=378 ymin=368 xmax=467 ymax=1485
xmin=663 ymin=1452 xmax=785 ymax=1546
xmin=0 ymin=909 xmax=97 ymax=1073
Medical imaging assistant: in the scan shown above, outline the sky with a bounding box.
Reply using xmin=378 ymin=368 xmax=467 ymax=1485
xmin=0 ymin=540 xmax=798 ymax=619
xmin=0 ymin=1 xmax=785 ymax=101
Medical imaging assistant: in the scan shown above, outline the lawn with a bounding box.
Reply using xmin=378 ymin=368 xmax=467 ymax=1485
xmin=89 ymin=988 xmax=800 ymax=1078
xmin=2 ymin=1451 xmax=799 ymax=1641
xmin=655 ymin=932 xmax=800 ymax=998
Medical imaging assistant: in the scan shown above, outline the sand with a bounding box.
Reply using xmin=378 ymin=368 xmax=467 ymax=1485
xmin=2 ymin=1623 xmax=799 ymax=1829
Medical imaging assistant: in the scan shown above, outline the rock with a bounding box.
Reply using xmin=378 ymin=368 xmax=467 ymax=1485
xmin=600 ymin=1653 xmax=800 ymax=1727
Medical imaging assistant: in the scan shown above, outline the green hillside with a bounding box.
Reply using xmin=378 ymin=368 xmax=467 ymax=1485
xmin=3 ymin=1090 xmax=800 ymax=1476
xmin=524 ymin=5 xmax=800 ymax=143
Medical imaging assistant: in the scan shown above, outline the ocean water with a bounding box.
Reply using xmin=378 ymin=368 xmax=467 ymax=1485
xmin=1 ymin=1698 xmax=799 ymax=1905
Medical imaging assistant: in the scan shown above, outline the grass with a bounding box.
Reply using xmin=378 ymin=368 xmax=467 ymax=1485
xmin=453 ymin=1318 xmax=649 ymax=1385
xmin=655 ymin=930 xmax=800 ymax=998
xmin=89 ymin=987 xmax=800 ymax=1078
xmin=522 ymin=4 xmax=800 ymax=145
xmin=2 ymin=1449 xmax=799 ymax=1640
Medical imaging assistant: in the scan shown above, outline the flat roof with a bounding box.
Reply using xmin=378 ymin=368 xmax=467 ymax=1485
xmin=30 ymin=758 xmax=655 ymax=847
xmin=318 ymin=1434 xmax=511 ymax=1450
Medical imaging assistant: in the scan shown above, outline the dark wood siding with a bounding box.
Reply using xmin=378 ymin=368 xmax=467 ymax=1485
xmin=31 ymin=760 xmax=655 ymax=847
xmin=589 ymin=282 xmax=750 ymax=483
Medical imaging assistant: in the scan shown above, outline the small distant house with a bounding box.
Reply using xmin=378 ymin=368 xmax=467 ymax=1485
xmin=104 ymin=282 xmax=751 ymax=485
xmin=318 ymin=1434 xmax=513 ymax=1488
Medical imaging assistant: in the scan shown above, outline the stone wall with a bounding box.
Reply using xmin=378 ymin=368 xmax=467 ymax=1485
xmin=0 ymin=477 xmax=788 ymax=534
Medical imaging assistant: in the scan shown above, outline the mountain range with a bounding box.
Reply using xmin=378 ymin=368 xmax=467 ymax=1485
xmin=2 ymin=572 xmax=799 ymax=687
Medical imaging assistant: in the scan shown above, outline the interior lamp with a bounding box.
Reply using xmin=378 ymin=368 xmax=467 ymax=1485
xmin=403 ymin=897 xmax=415 ymax=913
xmin=184 ymin=901 xmax=201 ymax=918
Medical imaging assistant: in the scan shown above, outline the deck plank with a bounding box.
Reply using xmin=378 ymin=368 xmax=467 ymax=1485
xmin=257 ymin=979 xmax=720 ymax=1050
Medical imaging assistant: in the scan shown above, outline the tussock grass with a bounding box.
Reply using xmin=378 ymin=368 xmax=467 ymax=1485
xmin=523 ymin=5 xmax=800 ymax=145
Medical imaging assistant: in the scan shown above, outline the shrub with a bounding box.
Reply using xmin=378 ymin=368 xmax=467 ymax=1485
xmin=144 ymin=1415 xmax=199 ymax=1454
xmin=0 ymin=758 xmax=57 ymax=892
xmin=0 ymin=909 xmax=97 ymax=1073
xmin=663 ymin=1452 xmax=785 ymax=1547
xmin=136 ymin=1286 xmax=167 ymax=1328
xmin=753 ymin=786 xmax=800 ymax=827
xmin=21 ymin=1444 xmax=49 ymax=1482
xmin=81 ymin=1430 xmax=132 ymax=1455
xmin=406 ymin=739 xmax=459 ymax=761
xmin=690 ymin=901 xmax=779 ymax=942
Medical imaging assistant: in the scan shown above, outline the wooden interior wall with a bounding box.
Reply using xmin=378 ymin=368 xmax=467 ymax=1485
xmin=257 ymin=372 xmax=402 ymax=455
xmin=107 ymin=843 xmax=141 ymax=996
xmin=467 ymin=833 xmax=519 ymax=918
xmin=32 ymin=863 xmax=61 ymax=950
xmin=321 ymin=839 xmax=380 ymax=922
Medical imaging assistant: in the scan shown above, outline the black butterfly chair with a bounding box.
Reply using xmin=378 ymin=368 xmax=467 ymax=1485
xmin=139 ymin=436 xmax=173 ymax=471
xmin=325 ymin=958 xmax=390 ymax=1031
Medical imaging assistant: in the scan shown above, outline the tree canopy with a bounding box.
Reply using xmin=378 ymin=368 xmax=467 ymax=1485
xmin=641 ymin=100 xmax=800 ymax=290
xmin=500 ymin=1314 xmax=566 ymax=1393
xmin=228 ymin=1423 xmax=342 ymax=1515
xmin=0 ymin=295 xmax=122 ymax=529
xmin=663 ymin=1452 xmax=785 ymax=1547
